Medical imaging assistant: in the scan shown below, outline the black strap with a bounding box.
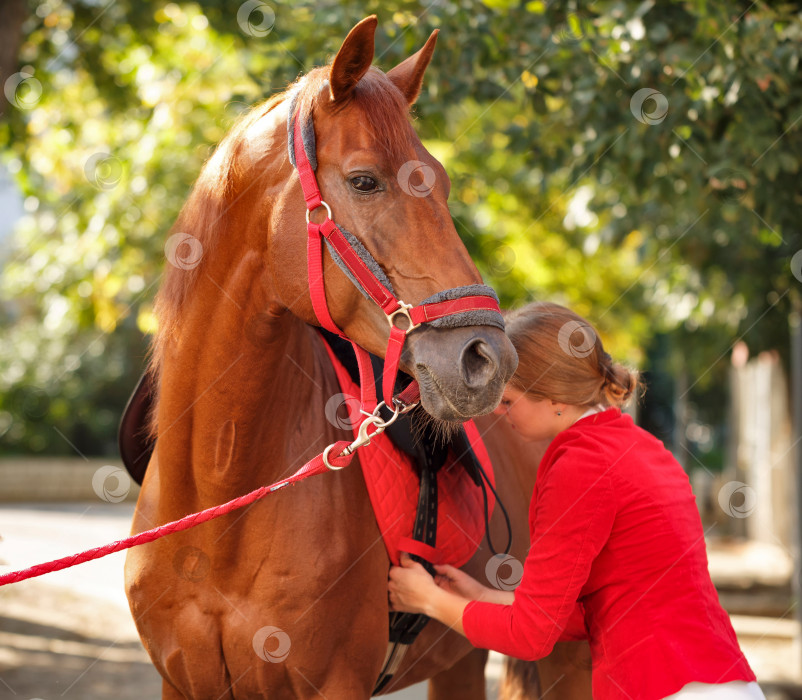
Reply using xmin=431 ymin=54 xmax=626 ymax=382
xmin=475 ymin=455 xmax=513 ymax=558
xmin=373 ymin=452 xmax=439 ymax=694
xmin=447 ymin=424 xmax=513 ymax=557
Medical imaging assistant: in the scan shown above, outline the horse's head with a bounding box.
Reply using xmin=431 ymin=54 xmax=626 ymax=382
xmin=261 ymin=17 xmax=517 ymax=422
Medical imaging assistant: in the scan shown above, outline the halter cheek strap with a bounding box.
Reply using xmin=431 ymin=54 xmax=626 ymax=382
xmin=288 ymin=96 xmax=504 ymax=433
xmin=288 ymin=92 xmax=507 ymax=694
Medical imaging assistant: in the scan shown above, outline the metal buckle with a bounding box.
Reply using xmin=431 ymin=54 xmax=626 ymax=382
xmin=322 ymin=443 xmax=348 ymax=471
xmin=345 ymin=413 xmax=385 ymax=454
xmin=306 ymin=200 xmax=332 ymax=224
xmin=387 ymin=301 xmax=421 ymax=334
xmin=321 ymin=402 xmax=404 ymax=471
xmin=392 ymin=395 xmax=419 ymax=414
xmin=347 ymin=402 xmax=402 ymax=451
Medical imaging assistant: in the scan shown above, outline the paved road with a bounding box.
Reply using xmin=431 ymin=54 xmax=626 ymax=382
xmin=0 ymin=502 xmax=500 ymax=699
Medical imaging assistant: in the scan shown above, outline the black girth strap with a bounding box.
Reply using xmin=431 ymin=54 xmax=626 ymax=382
xmin=373 ymin=448 xmax=439 ymax=694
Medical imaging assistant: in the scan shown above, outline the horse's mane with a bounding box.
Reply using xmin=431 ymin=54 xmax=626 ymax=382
xmin=146 ymin=64 xmax=413 ymax=431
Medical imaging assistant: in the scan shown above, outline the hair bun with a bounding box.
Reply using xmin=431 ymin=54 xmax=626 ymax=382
xmin=601 ymin=362 xmax=637 ymax=406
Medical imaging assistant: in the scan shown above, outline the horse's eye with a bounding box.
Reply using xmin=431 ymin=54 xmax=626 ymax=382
xmin=350 ymin=175 xmax=378 ymax=192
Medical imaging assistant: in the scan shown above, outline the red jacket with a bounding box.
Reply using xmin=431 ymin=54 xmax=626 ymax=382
xmin=463 ymin=409 xmax=755 ymax=699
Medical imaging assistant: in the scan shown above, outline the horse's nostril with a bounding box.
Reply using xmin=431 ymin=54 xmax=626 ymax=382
xmin=460 ymin=338 xmax=499 ymax=389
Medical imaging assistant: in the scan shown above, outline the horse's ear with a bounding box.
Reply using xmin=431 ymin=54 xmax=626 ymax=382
xmin=386 ymin=30 xmax=439 ymax=106
xmin=329 ymin=16 xmax=377 ymax=102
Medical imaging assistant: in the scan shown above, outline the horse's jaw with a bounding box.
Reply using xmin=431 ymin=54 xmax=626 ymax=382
xmin=407 ymin=324 xmax=518 ymax=422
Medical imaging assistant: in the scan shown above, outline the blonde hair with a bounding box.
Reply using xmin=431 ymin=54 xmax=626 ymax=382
xmin=504 ymin=302 xmax=638 ymax=408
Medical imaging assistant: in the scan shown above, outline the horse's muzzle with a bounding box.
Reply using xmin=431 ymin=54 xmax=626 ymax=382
xmin=408 ymin=325 xmax=518 ymax=421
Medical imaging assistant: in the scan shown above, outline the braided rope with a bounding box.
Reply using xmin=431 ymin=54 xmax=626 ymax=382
xmin=0 ymin=440 xmax=354 ymax=587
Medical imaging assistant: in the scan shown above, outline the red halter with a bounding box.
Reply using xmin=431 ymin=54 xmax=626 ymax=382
xmin=290 ymin=95 xmax=504 ymax=464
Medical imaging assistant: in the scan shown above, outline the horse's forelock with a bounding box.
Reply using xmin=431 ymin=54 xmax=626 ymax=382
xmin=349 ymin=67 xmax=416 ymax=168
xmin=296 ymin=66 xmax=415 ymax=169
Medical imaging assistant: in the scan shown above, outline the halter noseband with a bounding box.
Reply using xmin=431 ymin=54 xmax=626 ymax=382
xmin=287 ymin=89 xmax=504 ymax=465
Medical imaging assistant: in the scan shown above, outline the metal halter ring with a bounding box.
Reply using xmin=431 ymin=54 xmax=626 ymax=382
xmin=322 ymin=443 xmax=348 ymax=471
xmin=392 ymin=396 xmax=419 ymax=415
xmin=306 ymin=200 xmax=332 ymax=224
xmin=373 ymin=401 xmax=402 ymax=430
xmin=387 ymin=301 xmax=421 ymax=333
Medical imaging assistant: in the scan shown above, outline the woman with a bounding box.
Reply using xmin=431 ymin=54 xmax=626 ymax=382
xmin=388 ymin=302 xmax=764 ymax=699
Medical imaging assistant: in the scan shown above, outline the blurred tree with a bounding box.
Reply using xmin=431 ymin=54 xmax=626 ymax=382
xmin=0 ymin=0 xmax=27 ymax=120
xmin=437 ymin=0 xmax=801 ymax=435
xmin=0 ymin=0 xmax=798 ymax=456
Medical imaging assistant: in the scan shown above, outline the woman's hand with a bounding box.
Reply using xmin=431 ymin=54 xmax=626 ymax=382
xmin=388 ymin=553 xmax=440 ymax=615
xmin=388 ymin=554 xmax=471 ymax=635
xmin=433 ymin=564 xmax=489 ymax=600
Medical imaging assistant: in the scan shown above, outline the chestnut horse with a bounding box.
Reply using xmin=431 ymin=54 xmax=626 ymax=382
xmin=125 ymin=16 xmax=591 ymax=699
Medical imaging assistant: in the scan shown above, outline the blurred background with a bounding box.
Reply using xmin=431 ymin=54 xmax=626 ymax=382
xmin=0 ymin=0 xmax=800 ymax=697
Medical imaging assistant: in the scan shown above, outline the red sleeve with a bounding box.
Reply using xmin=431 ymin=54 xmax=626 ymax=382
xmin=462 ymin=441 xmax=614 ymax=660
xmin=559 ymin=601 xmax=588 ymax=641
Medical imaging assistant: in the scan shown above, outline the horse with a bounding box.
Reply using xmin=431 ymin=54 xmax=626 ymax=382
xmin=124 ymin=16 xmax=592 ymax=698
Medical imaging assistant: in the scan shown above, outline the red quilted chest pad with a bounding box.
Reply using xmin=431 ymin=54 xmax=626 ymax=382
xmin=323 ymin=342 xmax=495 ymax=567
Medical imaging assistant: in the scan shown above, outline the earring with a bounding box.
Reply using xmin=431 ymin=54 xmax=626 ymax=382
xmin=556 ymin=410 xmax=562 ymax=416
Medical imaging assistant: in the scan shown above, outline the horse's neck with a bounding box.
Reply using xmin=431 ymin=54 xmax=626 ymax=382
xmin=155 ymin=261 xmax=338 ymax=506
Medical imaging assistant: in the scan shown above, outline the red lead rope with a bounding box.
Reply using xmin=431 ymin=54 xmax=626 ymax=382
xmin=0 ymin=388 xmax=422 ymax=588
xmin=0 ymin=441 xmax=355 ymax=587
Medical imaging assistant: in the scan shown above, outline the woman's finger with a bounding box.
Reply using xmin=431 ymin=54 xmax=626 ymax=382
xmin=400 ymin=552 xmax=417 ymax=568
xmin=400 ymin=553 xmax=428 ymax=573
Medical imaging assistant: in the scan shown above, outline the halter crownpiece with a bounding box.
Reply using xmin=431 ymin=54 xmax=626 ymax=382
xmin=287 ymin=88 xmax=504 ymax=463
